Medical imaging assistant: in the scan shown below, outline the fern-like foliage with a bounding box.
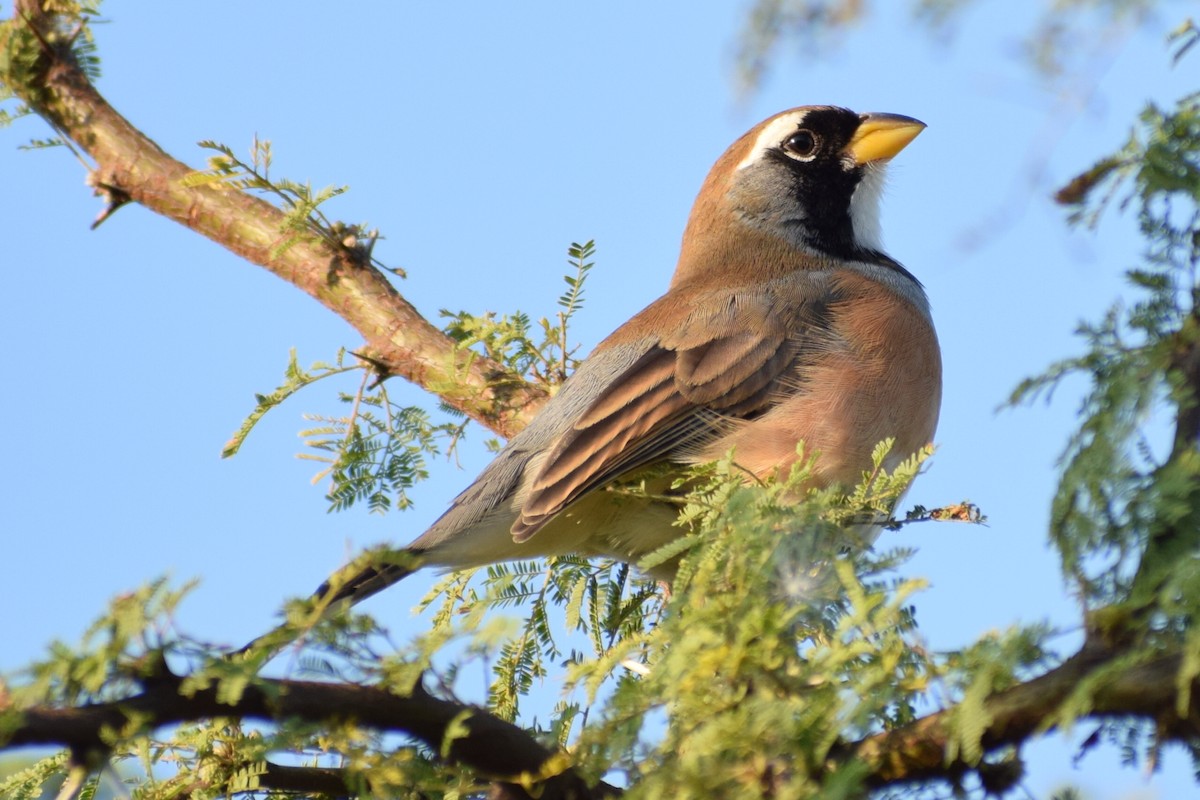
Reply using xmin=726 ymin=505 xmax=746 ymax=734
xmin=0 ymin=753 xmax=70 ymax=800
xmin=0 ymin=1 xmax=103 ymax=143
xmin=222 ymin=347 xmax=465 ymax=515
xmin=223 ymin=242 xmax=598 ymax=517
xmin=440 ymin=240 xmax=596 ymax=391
xmin=1014 ymin=75 xmax=1200 ymax=612
xmin=181 ymin=137 xmax=394 ymax=271
xmin=1001 ymin=35 xmax=1200 ymax=775
xmin=2 ymin=444 xmax=980 ymax=799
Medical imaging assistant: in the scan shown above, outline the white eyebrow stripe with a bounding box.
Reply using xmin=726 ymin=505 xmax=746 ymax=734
xmin=734 ymin=113 xmax=809 ymax=171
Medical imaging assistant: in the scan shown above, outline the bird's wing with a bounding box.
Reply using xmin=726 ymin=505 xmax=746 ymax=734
xmin=511 ymin=281 xmax=832 ymax=541
xmin=407 ymin=336 xmax=659 ymax=551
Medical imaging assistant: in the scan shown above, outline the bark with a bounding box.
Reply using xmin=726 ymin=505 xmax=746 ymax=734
xmin=4 ymin=643 xmax=1197 ymax=795
xmin=3 ymin=668 xmax=618 ymax=799
xmin=4 ymin=4 xmax=1198 ymax=799
xmin=2 ymin=1 xmax=547 ymax=439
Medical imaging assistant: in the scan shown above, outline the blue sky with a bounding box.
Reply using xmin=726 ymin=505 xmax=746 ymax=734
xmin=2 ymin=2 xmax=1195 ymax=797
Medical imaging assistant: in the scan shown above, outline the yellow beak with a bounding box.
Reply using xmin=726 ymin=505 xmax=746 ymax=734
xmin=846 ymin=113 xmax=926 ymax=164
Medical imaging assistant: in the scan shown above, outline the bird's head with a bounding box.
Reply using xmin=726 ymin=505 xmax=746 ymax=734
xmin=674 ymin=106 xmax=925 ymax=285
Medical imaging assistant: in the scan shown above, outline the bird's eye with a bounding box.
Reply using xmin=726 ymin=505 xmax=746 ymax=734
xmin=782 ymin=130 xmax=819 ymax=159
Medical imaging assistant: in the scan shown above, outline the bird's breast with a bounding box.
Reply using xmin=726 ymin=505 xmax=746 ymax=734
xmin=696 ymin=268 xmax=941 ymax=487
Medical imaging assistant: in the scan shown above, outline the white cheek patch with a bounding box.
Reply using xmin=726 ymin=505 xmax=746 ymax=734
xmin=734 ymin=112 xmax=811 ymax=172
xmin=849 ymin=162 xmax=888 ymax=253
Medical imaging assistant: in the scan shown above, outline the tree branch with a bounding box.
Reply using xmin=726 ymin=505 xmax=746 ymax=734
xmin=2 ymin=2 xmax=547 ymax=438
xmin=229 ymin=763 xmax=350 ymax=797
xmin=2 ymin=670 xmax=618 ymax=799
xmin=850 ymin=643 xmax=1200 ymax=786
xmin=5 ymin=643 xmax=1197 ymax=794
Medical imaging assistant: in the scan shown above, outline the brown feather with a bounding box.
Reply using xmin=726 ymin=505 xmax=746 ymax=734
xmin=511 ymin=270 xmax=840 ymax=542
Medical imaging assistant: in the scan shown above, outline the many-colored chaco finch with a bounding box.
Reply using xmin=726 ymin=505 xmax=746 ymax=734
xmin=311 ymin=105 xmax=942 ymax=615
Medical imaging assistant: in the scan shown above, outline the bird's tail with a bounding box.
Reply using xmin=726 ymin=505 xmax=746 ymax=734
xmin=231 ymin=547 xmax=424 ymax=662
xmin=317 ymin=549 xmax=423 ymax=607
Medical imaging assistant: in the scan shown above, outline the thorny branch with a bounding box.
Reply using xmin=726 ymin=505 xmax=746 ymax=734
xmin=3 ymin=1 xmax=547 ymax=439
xmin=4 ymin=643 xmax=1199 ymax=795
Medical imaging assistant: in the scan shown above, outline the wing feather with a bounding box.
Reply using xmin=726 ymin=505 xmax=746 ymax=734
xmin=511 ymin=277 xmax=837 ymax=543
xmin=513 ymin=325 xmax=805 ymax=541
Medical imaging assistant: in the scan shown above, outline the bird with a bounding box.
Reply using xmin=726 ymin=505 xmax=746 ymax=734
xmin=276 ymin=105 xmax=941 ymax=635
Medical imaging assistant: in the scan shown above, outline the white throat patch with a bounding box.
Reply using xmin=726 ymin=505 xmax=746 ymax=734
xmin=735 ymin=111 xmax=892 ymax=255
xmin=849 ymin=162 xmax=888 ymax=253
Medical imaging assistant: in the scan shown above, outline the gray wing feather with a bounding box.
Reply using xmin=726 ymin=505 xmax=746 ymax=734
xmin=409 ymin=339 xmax=655 ymax=551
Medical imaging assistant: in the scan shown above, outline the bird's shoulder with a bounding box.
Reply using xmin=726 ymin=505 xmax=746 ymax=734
xmin=425 ymin=336 xmax=653 ymax=527
xmin=606 ymin=263 xmax=842 ymax=346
